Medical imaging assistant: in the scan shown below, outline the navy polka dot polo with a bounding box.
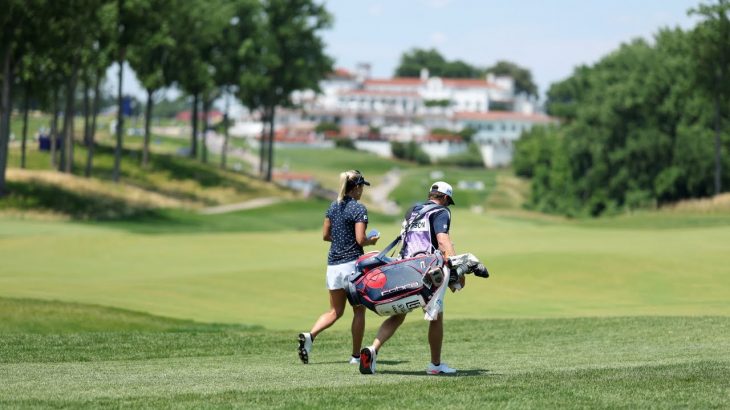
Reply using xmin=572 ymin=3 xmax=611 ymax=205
xmin=326 ymin=196 xmax=368 ymax=265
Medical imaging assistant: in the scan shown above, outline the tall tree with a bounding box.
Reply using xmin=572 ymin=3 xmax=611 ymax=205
xmin=168 ymin=0 xmax=225 ymax=160
xmin=0 ymin=1 xmax=33 ymax=195
xmin=253 ymin=0 xmax=333 ymax=181
xmin=689 ymin=0 xmax=730 ymax=195
xmin=126 ymin=0 xmax=175 ymax=167
xmin=85 ymin=2 xmax=116 ymax=177
xmin=112 ymin=0 xmax=155 ymax=182
xmin=213 ymin=0 xmax=262 ymax=170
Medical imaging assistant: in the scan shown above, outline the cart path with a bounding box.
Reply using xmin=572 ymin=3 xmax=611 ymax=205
xmin=369 ymin=168 xmax=402 ymax=215
xmin=199 ymin=197 xmax=283 ymax=215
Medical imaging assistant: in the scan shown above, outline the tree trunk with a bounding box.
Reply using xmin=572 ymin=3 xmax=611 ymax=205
xmin=266 ymin=106 xmax=275 ymax=182
xmin=259 ymin=108 xmax=268 ymax=177
xmin=113 ymin=51 xmax=125 ymax=183
xmin=61 ymin=62 xmax=79 ymax=173
xmin=201 ymin=96 xmax=210 ymax=164
xmin=220 ymin=93 xmax=230 ymax=170
xmin=142 ymin=88 xmax=153 ymax=167
xmin=0 ymin=49 xmax=13 ymax=196
xmin=190 ymin=92 xmax=198 ymax=159
xmin=714 ymin=93 xmax=722 ymax=195
xmin=50 ymin=88 xmax=60 ymax=169
xmin=83 ymin=73 xmax=90 ymax=146
xmin=85 ymin=71 xmax=102 ymax=178
xmin=21 ymin=80 xmax=30 ymax=169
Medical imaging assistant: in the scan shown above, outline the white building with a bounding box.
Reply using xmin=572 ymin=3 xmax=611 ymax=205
xmin=290 ymin=64 xmax=555 ymax=167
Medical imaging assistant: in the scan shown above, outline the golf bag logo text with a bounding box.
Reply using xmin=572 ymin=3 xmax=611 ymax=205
xmin=374 ymin=295 xmax=424 ymax=315
xmin=380 ymin=281 xmax=420 ymax=297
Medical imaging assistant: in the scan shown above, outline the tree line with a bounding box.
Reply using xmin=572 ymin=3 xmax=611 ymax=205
xmin=394 ymin=48 xmax=538 ymax=97
xmin=0 ymin=0 xmax=333 ymax=195
xmin=513 ymin=1 xmax=730 ymax=217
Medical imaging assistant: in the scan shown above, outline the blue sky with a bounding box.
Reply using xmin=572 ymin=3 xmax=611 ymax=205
xmin=115 ymin=0 xmax=702 ymax=100
xmin=321 ymin=0 xmax=701 ymax=96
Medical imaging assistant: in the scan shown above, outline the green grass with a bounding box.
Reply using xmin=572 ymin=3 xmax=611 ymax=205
xmin=275 ymin=146 xmax=414 ymax=191
xmin=391 ymin=166 xmax=498 ymax=210
xmin=1 ymin=210 xmax=729 ymax=327
xmin=0 ymin=298 xmax=727 ymax=408
xmin=2 ymin=113 xmax=730 ymax=407
xmin=96 ymin=200 xmax=399 ymax=234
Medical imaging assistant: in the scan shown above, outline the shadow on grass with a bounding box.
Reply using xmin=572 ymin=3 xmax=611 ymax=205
xmin=378 ymin=368 xmax=493 ymax=377
xmin=1 ymin=180 xmax=160 ymax=220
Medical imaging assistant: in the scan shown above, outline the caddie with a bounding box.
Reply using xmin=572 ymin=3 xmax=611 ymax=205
xmin=360 ymin=181 xmax=464 ymax=375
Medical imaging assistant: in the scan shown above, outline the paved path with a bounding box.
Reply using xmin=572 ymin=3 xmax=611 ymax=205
xmin=202 ymin=133 xmax=402 ymax=215
xmin=369 ymin=168 xmax=402 ymax=215
xmin=199 ymin=197 xmax=283 ymax=215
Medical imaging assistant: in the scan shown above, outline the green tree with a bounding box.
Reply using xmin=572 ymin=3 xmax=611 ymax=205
xmin=517 ymin=25 xmax=728 ymax=217
xmin=166 ymin=0 xmax=227 ymax=162
xmin=395 ymin=48 xmax=447 ymax=77
xmin=83 ymin=2 xmax=116 ymax=178
xmin=395 ymin=48 xmax=483 ymax=78
xmin=212 ymin=0 xmax=261 ymax=170
xmin=486 ymin=60 xmax=538 ymax=97
xmin=0 ymin=1 xmax=34 ymax=195
xmin=127 ymin=0 xmax=175 ymax=168
xmin=689 ymin=0 xmax=730 ymax=195
xmin=252 ymin=0 xmax=333 ymax=181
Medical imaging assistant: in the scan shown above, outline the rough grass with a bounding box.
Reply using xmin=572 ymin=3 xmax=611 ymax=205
xmin=662 ymin=192 xmax=730 ymax=213
xmin=0 ymin=298 xmax=727 ymax=408
xmin=2 ymin=143 xmax=290 ymax=220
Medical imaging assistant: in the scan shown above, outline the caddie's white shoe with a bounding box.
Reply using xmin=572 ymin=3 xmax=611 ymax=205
xmin=426 ymin=362 xmax=457 ymax=375
xmin=349 ymin=355 xmax=360 ymax=365
xmin=359 ymin=346 xmax=377 ymax=374
xmin=298 ymin=332 xmax=312 ymax=364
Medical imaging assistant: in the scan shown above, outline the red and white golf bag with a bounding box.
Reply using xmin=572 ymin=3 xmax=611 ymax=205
xmin=345 ymin=250 xmax=488 ymax=317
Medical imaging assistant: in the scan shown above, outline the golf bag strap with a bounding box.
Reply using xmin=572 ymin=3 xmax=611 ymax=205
xmin=377 ymin=236 xmax=401 ymax=259
xmin=377 ymin=203 xmax=447 ymax=259
xmin=401 ymin=203 xmax=446 ymax=235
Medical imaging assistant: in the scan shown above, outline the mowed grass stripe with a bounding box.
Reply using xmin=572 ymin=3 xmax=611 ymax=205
xmin=0 ymin=301 xmax=727 ymax=408
xmin=3 ymin=211 xmax=729 ymax=329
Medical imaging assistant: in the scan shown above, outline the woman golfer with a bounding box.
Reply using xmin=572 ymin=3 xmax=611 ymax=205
xmin=298 ymin=170 xmax=379 ymax=364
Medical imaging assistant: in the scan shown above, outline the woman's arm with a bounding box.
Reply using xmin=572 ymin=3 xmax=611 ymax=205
xmin=355 ymin=222 xmax=378 ymax=246
xmin=323 ymin=218 xmax=332 ymax=242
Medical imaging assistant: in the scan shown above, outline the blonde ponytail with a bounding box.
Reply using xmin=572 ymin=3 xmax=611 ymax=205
xmin=337 ymin=171 xmax=350 ymax=203
xmin=337 ymin=170 xmax=363 ymax=203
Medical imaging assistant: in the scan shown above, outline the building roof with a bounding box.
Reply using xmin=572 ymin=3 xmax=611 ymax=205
xmin=442 ymin=79 xmax=499 ymax=89
xmin=342 ymin=89 xmax=420 ymax=98
xmin=454 ymin=111 xmax=554 ymax=123
xmin=364 ymin=77 xmax=501 ymax=90
xmin=364 ymin=77 xmax=424 ymax=87
xmin=329 ymin=68 xmax=355 ymax=79
xmin=425 ymin=133 xmax=464 ymax=142
xmin=175 ymin=110 xmax=223 ymax=122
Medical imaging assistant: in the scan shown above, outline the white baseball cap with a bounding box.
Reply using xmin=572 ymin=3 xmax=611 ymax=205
xmin=430 ymin=181 xmax=455 ymax=205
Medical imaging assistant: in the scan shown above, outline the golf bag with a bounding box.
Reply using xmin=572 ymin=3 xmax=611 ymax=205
xmin=345 ymin=250 xmax=488 ymax=317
